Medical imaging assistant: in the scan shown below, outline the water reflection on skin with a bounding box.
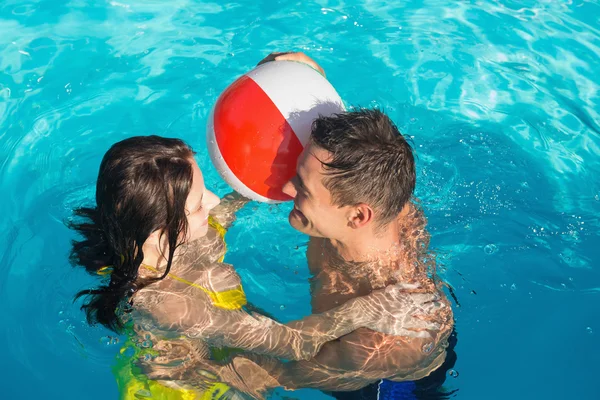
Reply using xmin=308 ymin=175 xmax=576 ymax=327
xmin=136 ymin=202 xmax=453 ymax=398
xmin=128 ymin=199 xmax=446 ymax=398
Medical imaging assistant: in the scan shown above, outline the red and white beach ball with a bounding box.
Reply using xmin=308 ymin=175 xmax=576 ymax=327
xmin=207 ymin=61 xmax=345 ymax=203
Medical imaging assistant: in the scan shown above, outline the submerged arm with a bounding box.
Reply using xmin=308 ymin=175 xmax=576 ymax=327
xmin=209 ymin=191 xmax=250 ymax=229
xmin=279 ymin=288 xmax=454 ymax=391
xmin=145 ymin=282 xmax=445 ymax=362
xmin=147 ymin=289 xmax=372 ymax=361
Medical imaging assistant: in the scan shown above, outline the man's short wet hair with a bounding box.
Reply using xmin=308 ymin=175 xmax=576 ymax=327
xmin=310 ymin=108 xmax=416 ymax=228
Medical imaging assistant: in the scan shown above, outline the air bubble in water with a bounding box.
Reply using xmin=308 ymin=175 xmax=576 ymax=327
xmin=484 ymin=244 xmax=497 ymax=254
xmin=421 ymin=342 xmax=433 ymax=354
xmin=100 ymin=336 xmax=120 ymax=346
xmin=587 ymin=327 xmax=593 ymax=334
xmin=448 ymin=369 xmax=459 ymax=378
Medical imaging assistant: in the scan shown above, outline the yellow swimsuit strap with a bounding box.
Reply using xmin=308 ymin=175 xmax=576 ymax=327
xmin=208 ymin=215 xmax=227 ymax=240
xmin=208 ymin=215 xmax=227 ymax=263
xmin=141 ymin=263 xmax=246 ymax=311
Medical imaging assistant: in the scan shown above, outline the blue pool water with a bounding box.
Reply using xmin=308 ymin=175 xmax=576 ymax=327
xmin=1 ymin=0 xmax=599 ymax=398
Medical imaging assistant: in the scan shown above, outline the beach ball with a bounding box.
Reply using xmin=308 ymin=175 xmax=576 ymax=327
xmin=207 ymin=60 xmax=345 ymax=203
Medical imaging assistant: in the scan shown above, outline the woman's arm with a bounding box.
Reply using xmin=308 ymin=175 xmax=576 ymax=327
xmin=209 ymin=191 xmax=250 ymax=229
xmin=142 ymin=281 xmax=444 ymax=361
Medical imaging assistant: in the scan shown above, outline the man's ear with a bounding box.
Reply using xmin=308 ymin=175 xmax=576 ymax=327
xmin=348 ymin=203 xmax=374 ymax=229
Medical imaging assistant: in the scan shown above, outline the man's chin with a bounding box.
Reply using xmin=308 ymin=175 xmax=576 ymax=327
xmin=288 ymin=210 xmax=308 ymax=233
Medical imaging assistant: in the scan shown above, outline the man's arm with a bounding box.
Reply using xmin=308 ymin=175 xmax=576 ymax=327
xmin=278 ymin=286 xmax=454 ymax=391
xmin=278 ymin=325 xmax=452 ymax=392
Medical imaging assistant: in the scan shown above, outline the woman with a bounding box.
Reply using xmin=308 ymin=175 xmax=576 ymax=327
xmin=70 ymin=136 xmax=437 ymax=399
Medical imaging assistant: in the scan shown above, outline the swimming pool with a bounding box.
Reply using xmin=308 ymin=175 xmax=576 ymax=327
xmin=1 ymin=0 xmax=598 ymax=398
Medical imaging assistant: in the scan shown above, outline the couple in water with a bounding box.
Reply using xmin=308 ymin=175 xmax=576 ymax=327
xmin=70 ymin=53 xmax=454 ymax=400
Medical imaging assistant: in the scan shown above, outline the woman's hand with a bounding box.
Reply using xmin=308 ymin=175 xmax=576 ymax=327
xmin=209 ymin=191 xmax=251 ymax=229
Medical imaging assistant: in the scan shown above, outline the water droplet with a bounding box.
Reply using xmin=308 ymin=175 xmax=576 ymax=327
xmin=484 ymin=244 xmax=497 ymax=254
xmin=587 ymin=327 xmax=593 ymax=334
xmin=448 ymin=369 xmax=459 ymax=378
xmin=100 ymin=336 xmax=111 ymax=345
xmin=135 ymin=389 xmax=152 ymax=397
xmin=421 ymin=342 xmax=433 ymax=354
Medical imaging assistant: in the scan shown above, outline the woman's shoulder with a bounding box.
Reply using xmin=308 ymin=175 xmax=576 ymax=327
xmin=132 ymin=281 xmax=212 ymax=331
xmin=178 ymin=227 xmax=227 ymax=265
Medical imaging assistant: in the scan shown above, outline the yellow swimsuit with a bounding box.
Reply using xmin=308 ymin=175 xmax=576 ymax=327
xmin=112 ymin=216 xmax=246 ymax=400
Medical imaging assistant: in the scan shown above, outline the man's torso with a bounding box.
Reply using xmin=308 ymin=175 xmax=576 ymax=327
xmin=307 ymin=236 xmax=453 ymax=383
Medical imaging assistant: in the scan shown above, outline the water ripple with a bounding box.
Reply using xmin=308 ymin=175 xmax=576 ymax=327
xmin=0 ymin=0 xmax=599 ymax=398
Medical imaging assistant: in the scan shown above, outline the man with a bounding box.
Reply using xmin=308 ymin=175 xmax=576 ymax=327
xmin=270 ymin=105 xmax=455 ymax=396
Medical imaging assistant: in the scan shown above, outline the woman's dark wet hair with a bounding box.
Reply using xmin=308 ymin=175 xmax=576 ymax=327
xmin=69 ymin=135 xmax=195 ymax=333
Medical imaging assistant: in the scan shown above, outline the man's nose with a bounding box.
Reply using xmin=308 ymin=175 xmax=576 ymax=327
xmin=281 ymin=179 xmax=297 ymax=198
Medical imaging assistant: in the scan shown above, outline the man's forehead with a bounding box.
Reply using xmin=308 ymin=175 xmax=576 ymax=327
xmin=298 ymin=143 xmax=330 ymax=174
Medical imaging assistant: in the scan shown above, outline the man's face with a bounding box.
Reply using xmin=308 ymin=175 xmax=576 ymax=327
xmin=282 ymin=143 xmax=351 ymax=239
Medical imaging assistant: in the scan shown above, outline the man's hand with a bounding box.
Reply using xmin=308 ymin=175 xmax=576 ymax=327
xmin=257 ymin=52 xmax=326 ymax=77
